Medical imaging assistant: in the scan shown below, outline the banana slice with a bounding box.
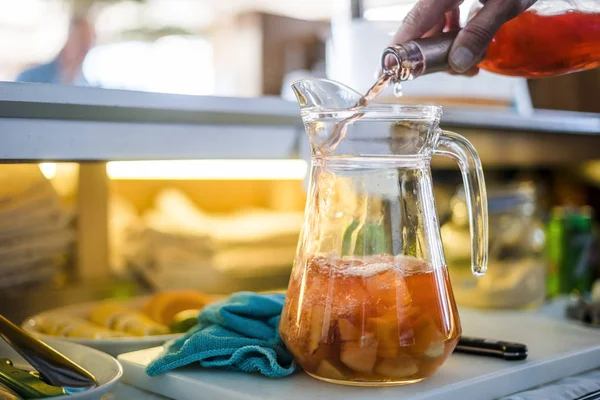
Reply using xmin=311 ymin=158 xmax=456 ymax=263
xmin=89 ymin=302 xmax=169 ymax=336
xmin=34 ymin=314 xmax=126 ymax=339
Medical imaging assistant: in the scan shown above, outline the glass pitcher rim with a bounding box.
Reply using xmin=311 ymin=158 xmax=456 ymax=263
xmin=300 ymin=103 xmax=443 ymax=122
xmin=292 ymin=77 xmax=443 ymax=121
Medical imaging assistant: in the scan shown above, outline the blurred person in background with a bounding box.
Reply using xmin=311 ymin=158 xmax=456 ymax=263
xmin=16 ymin=16 xmax=95 ymax=86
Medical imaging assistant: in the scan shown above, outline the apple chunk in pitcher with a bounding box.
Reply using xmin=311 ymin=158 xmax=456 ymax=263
xmin=279 ymin=255 xmax=460 ymax=385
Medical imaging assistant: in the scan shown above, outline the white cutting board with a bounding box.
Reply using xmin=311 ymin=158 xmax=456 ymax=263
xmin=118 ymin=308 xmax=600 ymax=400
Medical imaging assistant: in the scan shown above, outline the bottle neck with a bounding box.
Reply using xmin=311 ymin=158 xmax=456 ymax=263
xmin=381 ymin=31 xmax=458 ymax=81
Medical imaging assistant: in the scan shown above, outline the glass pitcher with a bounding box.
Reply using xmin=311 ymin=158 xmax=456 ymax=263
xmin=279 ymin=78 xmax=488 ymax=386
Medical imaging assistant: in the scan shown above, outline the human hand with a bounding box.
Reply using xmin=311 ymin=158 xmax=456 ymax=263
xmin=390 ymin=0 xmax=537 ymax=75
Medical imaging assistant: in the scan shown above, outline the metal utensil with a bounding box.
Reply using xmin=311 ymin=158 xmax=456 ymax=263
xmin=0 ymin=359 xmax=65 ymax=398
xmin=0 ymin=314 xmax=97 ymax=393
xmin=0 ymin=380 xmax=22 ymax=400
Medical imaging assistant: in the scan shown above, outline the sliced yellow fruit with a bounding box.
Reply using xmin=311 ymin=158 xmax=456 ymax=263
xmin=340 ymin=334 xmax=378 ymax=373
xmin=424 ymin=341 xmax=445 ymax=358
xmin=410 ymin=314 xmax=442 ymax=354
xmin=368 ymin=314 xmax=399 ymax=358
xmin=142 ymin=290 xmax=214 ymax=325
xmin=363 ymin=269 xmax=412 ymax=308
xmin=169 ymin=309 xmax=200 ymax=333
xmin=90 ymin=302 xmax=169 ymax=336
xmin=338 ymin=319 xmax=360 ymax=342
xmin=375 ymin=357 xmax=418 ymax=378
xmin=34 ymin=314 xmax=126 ymax=339
xmin=309 ymin=304 xmax=326 ymax=354
xmin=89 ymin=302 xmax=126 ymax=329
xmin=316 ymin=360 xmax=346 ymax=380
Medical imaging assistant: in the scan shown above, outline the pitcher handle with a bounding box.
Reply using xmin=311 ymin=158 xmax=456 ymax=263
xmin=434 ymin=130 xmax=488 ymax=276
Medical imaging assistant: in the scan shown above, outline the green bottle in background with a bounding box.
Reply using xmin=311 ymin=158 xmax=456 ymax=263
xmin=546 ymin=207 xmax=595 ymax=297
xmin=546 ymin=210 xmax=563 ymax=297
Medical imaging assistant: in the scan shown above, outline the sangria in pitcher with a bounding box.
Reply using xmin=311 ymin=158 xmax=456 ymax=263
xmin=279 ymin=78 xmax=488 ymax=386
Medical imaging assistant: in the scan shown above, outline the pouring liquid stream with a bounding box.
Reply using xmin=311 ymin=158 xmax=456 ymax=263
xmin=324 ymin=73 xmax=400 ymax=154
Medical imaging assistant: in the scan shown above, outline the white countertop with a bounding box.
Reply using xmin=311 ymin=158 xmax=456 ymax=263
xmin=114 ymin=297 xmax=600 ymax=400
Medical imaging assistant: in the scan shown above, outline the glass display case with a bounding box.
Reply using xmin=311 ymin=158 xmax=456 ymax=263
xmin=1 ymin=80 xmax=600 ymax=323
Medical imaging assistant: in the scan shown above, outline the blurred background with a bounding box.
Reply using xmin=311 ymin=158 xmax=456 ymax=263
xmin=0 ymin=0 xmax=599 ymax=321
xmin=2 ymin=0 xmax=598 ymax=109
xmin=1 ymin=0 xmax=336 ymax=95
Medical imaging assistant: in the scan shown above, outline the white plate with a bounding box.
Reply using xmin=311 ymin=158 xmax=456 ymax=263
xmin=0 ymin=338 xmax=122 ymax=400
xmin=22 ymin=297 xmax=183 ymax=357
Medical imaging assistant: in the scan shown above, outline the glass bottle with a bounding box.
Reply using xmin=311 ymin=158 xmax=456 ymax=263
xmin=382 ymin=0 xmax=600 ymax=80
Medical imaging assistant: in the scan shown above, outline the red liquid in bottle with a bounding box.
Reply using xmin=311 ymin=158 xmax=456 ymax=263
xmin=479 ymin=11 xmax=600 ymax=78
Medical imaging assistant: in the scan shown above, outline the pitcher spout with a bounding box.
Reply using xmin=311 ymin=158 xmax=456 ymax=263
xmin=291 ymin=78 xmax=364 ymax=113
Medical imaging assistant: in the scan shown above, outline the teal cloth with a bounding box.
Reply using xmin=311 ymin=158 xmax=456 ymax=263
xmin=146 ymin=292 xmax=297 ymax=378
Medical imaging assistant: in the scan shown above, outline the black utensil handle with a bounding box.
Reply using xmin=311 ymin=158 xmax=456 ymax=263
xmin=455 ymin=336 xmax=528 ymax=361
